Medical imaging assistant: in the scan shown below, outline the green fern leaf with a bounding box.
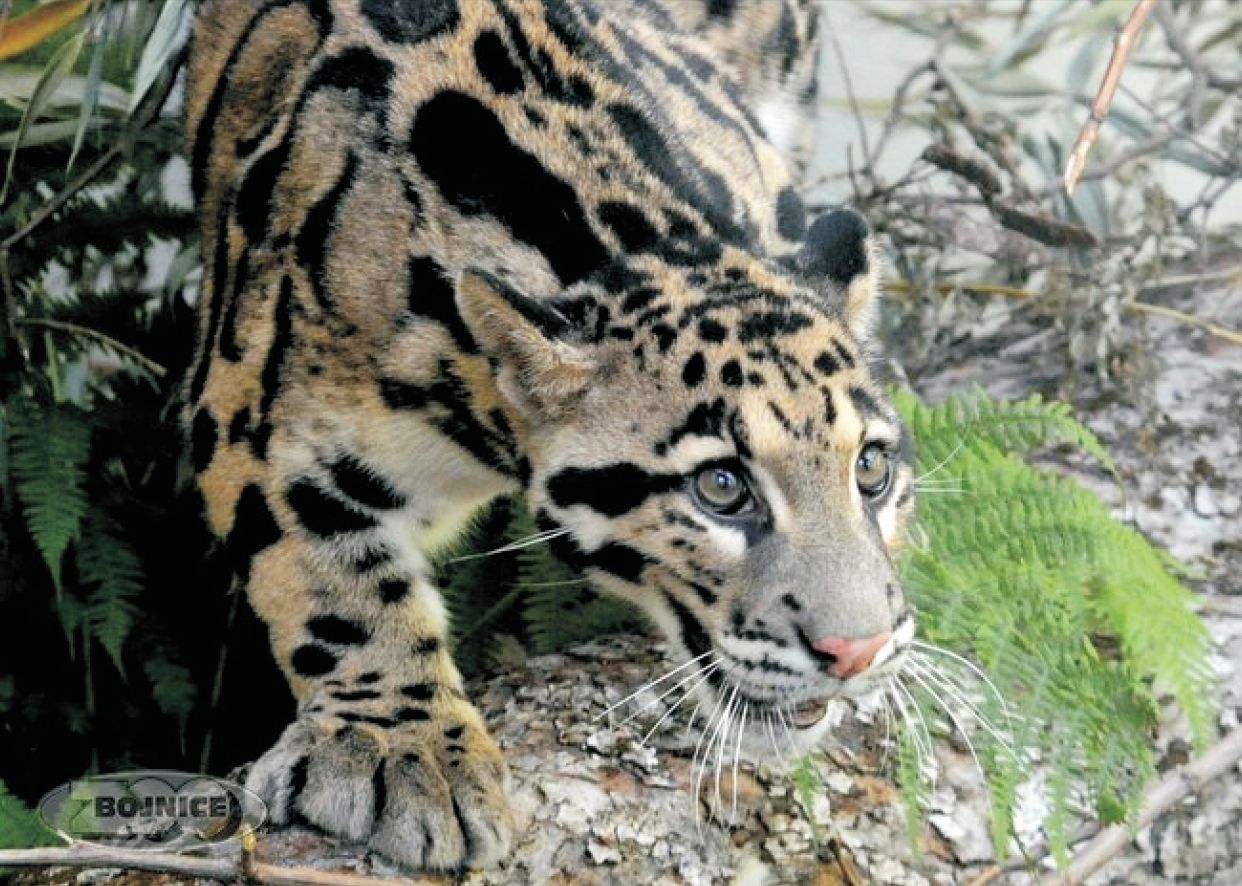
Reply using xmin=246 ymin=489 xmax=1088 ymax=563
xmin=894 ymin=387 xmax=1213 ymax=854
xmin=0 ymin=779 xmax=58 ymax=850
xmin=7 ymin=397 xmax=92 ymax=595
xmin=144 ymin=656 xmax=196 ymax=753
xmin=76 ymin=512 xmax=143 ymax=676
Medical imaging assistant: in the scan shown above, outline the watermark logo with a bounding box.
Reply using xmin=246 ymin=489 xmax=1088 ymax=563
xmin=38 ymin=771 xmax=266 ymax=851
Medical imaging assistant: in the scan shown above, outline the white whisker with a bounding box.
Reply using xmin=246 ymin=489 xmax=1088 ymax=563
xmin=711 ymin=684 xmax=742 ymax=818
xmin=906 ymin=655 xmax=1017 ymax=758
xmin=730 ymin=702 xmax=749 ymax=824
xmin=916 ymin=442 xmax=963 ymax=484
xmin=887 ymin=677 xmax=934 ymax=783
xmin=902 ymin=659 xmax=983 ymax=776
xmin=614 ymin=655 xmax=720 ymax=729
xmin=910 ymin=641 xmax=1015 ymax=731
xmin=639 ymin=659 xmax=721 ymax=744
xmin=448 ymin=528 xmax=569 ymax=562
xmin=594 ymin=649 xmax=715 ymax=721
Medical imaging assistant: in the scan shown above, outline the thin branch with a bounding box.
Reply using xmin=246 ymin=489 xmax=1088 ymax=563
xmin=15 ymin=317 xmax=168 ymax=376
xmin=821 ymin=8 xmax=872 ymax=179
xmin=1150 ymin=0 xmax=1207 ymax=128
xmin=1063 ymin=0 xmax=1157 ymax=195
xmin=0 ymin=842 xmax=439 ymax=886
xmin=1062 ymin=725 xmax=1242 ymax=883
xmin=1125 ymin=300 xmax=1242 ymax=347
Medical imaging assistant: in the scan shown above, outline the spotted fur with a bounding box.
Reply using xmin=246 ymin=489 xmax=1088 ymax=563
xmin=185 ymin=0 xmax=913 ymax=871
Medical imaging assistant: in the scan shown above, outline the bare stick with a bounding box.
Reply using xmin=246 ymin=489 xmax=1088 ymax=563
xmin=15 ymin=317 xmax=168 ymax=377
xmin=1063 ymin=0 xmax=1156 ymax=195
xmin=0 ymin=843 xmax=440 ymax=886
xmin=1061 ymin=726 xmax=1242 ymax=883
xmin=1126 ymin=300 xmax=1242 ymax=347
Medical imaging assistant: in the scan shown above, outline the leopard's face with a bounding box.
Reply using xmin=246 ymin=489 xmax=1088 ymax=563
xmin=457 ymin=234 xmax=915 ymax=756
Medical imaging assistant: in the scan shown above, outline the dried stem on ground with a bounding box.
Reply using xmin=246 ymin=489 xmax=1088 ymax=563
xmin=1063 ymin=0 xmax=1157 ymax=195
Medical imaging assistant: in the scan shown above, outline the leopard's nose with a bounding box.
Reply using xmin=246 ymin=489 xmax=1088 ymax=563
xmin=811 ymin=631 xmax=892 ymax=679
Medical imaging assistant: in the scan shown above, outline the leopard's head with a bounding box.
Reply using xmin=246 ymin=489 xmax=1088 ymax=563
xmin=457 ymin=210 xmax=914 ymax=755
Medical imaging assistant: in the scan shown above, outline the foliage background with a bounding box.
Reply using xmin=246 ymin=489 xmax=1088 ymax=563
xmin=0 ymin=0 xmax=1237 ymax=865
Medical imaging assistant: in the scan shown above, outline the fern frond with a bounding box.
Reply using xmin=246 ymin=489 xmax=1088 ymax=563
xmin=75 ymin=511 xmax=142 ymax=676
xmin=895 ymin=388 xmax=1214 ymax=855
xmin=0 ymin=779 xmax=58 ymax=850
xmin=894 ymin=386 xmax=1115 ymax=472
xmin=6 ymin=397 xmax=91 ymax=594
xmin=144 ymin=655 xmax=196 ymax=753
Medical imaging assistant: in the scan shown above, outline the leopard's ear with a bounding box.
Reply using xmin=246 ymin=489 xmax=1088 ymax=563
xmin=789 ymin=209 xmax=881 ymax=338
xmin=456 ymin=269 xmax=596 ymax=416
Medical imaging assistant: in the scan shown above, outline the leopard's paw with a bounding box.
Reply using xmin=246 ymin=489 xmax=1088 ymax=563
xmin=246 ymin=709 xmax=513 ymax=871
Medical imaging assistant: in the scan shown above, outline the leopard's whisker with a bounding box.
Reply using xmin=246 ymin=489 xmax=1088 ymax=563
xmin=906 ymin=654 xmax=1017 ymax=758
xmin=730 ymin=701 xmax=749 ymax=824
xmin=887 ymin=677 xmax=934 ymax=781
xmin=691 ymin=664 xmax=739 ymax=833
xmin=901 ymin=658 xmax=983 ymax=775
xmin=711 ymin=683 xmax=742 ymax=820
xmin=594 ymin=649 xmax=715 ymax=721
xmin=690 ymin=693 xmax=724 ymax=833
xmin=447 ymin=528 xmax=569 ymax=563
xmin=909 ymin=641 xmax=1014 ymax=730
xmin=514 ymin=578 xmax=589 ymax=588
xmin=639 ymin=659 xmax=721 ymax=745
xmin=614 ymin=654 xmax=720 ymax=729
xmin=915 ymin=442 xmax=963 ymax=484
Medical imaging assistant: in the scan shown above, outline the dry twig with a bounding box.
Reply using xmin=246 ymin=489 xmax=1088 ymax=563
xmin=0 ymin=842 xmax=439 ymax=886
xmin=1063 ymin=0 xmax=1157 ymax=195
xmin=1061 ymin=725 xmax=1242 ymax=883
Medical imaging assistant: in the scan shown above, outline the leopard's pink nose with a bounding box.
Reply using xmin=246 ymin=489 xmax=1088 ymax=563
xmin=812 ymin=631 xmax=892 ymax=679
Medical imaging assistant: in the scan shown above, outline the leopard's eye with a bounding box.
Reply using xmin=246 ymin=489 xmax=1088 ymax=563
xmin=856 ymin=444 xmax=892 ymax=497
xmin=693 ymin=465 xmax=754 ymax=516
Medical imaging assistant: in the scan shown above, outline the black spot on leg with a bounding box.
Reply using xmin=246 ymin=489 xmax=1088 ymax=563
xmin=307 ymin=615 xmax=369 ymax=645
xmin=371 ymin=760 xmax=388 ymax=831
xmin=395 ymin=707 xmax=430 ymax=722
xmin=682 ymin=352 xmax=706 ymax=387
xmin=227 ymin=484 xmax=282 ymax=581
xmin=331 ymin=689 xmax=381 ymax=701
xmin=378 ymin=377 xmax=428 ymax=410
xmin=443 ymin=725 xmax=465 ymax=739
xmin=377 ymin=580 xmax=410 ymax=604
xmin=288 ymin=756 xmax=310 ymax=805
xmin=407 ymin=256 xmax=477 ymax=353
xmin=357 ymin=671 xmax=383 ymax=684
xmin=401 ymin=683 xmax=435 ymax=701
xmin=361 ymin=0 xmax=459 ymax=44
xmin=329 ymin=454 xmax=406 ymax=510
xmin=413 ymin=637 xmax=441 ymax=655
xmin=720 ymin=360 xmax=744 ymax=387
xmin=598 ymin=202 xmax=659 ymax=252
xmin=698 ymin=319 xmax=727 ymax=343
xmin=474 ymin=30 xmax=524 ymax=94
xmin=286 ymin=480 xmax=378 ymax=537
xmin=292 ymin=644 xmax=338 ymax=677
xmin=191 ymin=408 xmax=218 ymax=472
xmin=353 ymin=547 xmax=391 ymax=573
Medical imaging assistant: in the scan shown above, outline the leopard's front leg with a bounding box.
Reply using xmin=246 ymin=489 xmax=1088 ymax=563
xmin=203 ymin=446 xmax=513 ymax=871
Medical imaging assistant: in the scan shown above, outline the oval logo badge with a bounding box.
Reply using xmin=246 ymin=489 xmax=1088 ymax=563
xmin=38 ymin=771 xmax=266 ymax=851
